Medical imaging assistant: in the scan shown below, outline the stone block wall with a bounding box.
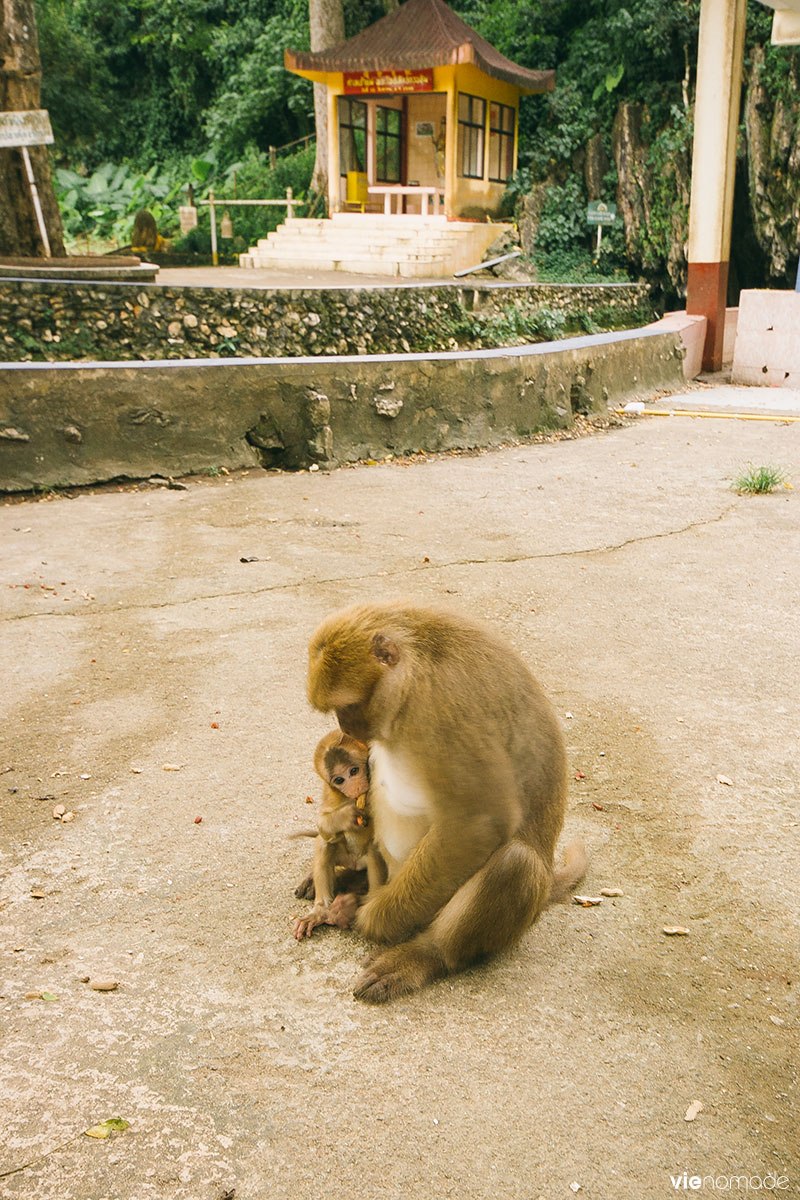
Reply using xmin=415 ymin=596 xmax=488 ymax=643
xmin=0 ymin=278 xmax=652 ymax=363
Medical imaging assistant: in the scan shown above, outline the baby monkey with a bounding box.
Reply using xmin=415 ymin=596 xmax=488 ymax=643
xmin=292 ymin=731 xmax=386 ymax=940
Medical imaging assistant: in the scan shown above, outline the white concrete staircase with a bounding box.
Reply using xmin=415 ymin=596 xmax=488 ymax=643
xmin=239 ymin=213 xmax=509 ymax=278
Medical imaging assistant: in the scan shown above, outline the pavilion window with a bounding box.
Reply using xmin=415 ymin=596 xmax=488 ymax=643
xmin=457 ymin=93 xmax=486 ymax=179
xmin=376 ymin=106 xmax=402 ymax=183
xmin=339 ymin=98 xmax=367 ymax=175
xmin=488 ymin=102 xmax=515 ymax=183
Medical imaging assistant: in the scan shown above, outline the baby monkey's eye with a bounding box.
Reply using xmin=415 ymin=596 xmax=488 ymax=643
xmin=349 ymin=766 xmax=360 ymax=777
xmin=332 ymin=775 xmax=345 ymax=786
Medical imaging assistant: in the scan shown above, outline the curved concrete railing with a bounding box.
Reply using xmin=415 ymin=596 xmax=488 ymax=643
xmin=0 ymin=317 xmax=697 ymax=493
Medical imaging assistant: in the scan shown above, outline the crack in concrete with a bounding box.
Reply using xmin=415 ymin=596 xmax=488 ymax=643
xmin=1 ymin=504 xmax=737 ymax=624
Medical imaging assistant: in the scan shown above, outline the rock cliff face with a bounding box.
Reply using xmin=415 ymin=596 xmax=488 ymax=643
xmin=519 ymin=44 xmax=800 ymax=302
xmin=744 ymin=45 xmax=800 ymax=285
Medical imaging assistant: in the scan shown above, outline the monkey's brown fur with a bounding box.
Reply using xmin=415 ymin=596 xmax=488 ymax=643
xmin=307 ymin=602 xmax=587 ymax=1002
xmin=292 ymin=730 xmax=387 ymax=940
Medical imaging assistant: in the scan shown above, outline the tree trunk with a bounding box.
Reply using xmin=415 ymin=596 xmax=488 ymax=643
xmin=0 ymin=0 xmax=65 ymax=257
xmin=309 ymin=0 xmax=345 ymax=199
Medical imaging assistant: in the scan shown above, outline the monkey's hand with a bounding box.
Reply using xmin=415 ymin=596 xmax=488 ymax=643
xmin=326 ymin=892 xmax=359 ymax=929
xmin=293 ymin=908 xmax=329 ymax=939
xmin=293 ymin=894 xmax=359 ymax=939
xmin=318 ymin=804 xmax=366 ymax=842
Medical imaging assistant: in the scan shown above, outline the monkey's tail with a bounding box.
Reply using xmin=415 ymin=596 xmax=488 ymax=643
xmin=287 ymin=829 xmax=320 ymax=841
xmin=549 ymin=838 xmax=588 ymax=903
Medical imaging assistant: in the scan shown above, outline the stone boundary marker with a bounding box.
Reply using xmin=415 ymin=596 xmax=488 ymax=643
xmin=0 ymin=323 xmax=687 ymax=492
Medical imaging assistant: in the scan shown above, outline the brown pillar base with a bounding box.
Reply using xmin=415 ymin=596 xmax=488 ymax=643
xmin=686 ymin=260 xmax=729 ymax=373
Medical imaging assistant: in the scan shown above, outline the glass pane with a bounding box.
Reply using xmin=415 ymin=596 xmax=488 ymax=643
xmin=489 ymin=130 xmax=500 ymax=179
xmin=352 ymin=128 xmax=365 ymax=171
xmin=502 ymin=134 xmax=514 ymax=179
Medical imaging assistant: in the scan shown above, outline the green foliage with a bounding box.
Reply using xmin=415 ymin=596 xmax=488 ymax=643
xmin=54 ymin=161 xmax=185 ymax=243
xmin=203 ymin=0 xmax=314 ymax=162
xmin=531 ymin=247 xmax=631 ymax=284
xmin=639 ymin=105 xmax=693 ymax=269
xmin=37 ymin=0 xmax=316 ymax=170
xmin=52 ymin=143 xmax=315 ymax=255
xmin=535 ymin=177 xmax=588 ymax=257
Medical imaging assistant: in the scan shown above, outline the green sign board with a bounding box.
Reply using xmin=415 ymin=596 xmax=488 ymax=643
xmin=587 ymin=201 xmax=617 ymax=225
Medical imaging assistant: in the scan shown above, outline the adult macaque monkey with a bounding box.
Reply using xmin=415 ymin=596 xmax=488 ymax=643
xmin=307 ymin=602 xmax=587 ymax=1003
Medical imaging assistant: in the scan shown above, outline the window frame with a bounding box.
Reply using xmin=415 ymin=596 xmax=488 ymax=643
xmin=457 ymin=92 xmax=486 ymax=180
xmin=375 ymin=104 xmax=402 ymax=184
xmin=488 ymin=101 xmax=515 ymax=183
xmin=338 ymin=97 xmax=367 ymax=176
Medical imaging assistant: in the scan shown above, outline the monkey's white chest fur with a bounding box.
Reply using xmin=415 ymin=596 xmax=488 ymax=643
xmin=369 ymin=743 xmax=432 ymax=873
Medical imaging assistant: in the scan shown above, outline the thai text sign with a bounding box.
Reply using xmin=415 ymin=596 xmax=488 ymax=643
xmin=0 ymin=109 xmax=54 ymax=148
xmin=344 ymin=68 xmax=433 ymax=95
xmin=586 ymin=200 xmax=617 ymax=225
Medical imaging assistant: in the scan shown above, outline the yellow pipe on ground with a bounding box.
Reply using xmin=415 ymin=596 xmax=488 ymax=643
xmin=614 ymin=408 xmax=800 ymax=423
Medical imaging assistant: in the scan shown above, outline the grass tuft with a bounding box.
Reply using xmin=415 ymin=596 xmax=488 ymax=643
xmin=732 ymin=464 xmax=791 ymax=495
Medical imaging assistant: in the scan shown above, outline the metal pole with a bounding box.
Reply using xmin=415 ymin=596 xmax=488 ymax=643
xmin=209 ymin=189 xmax=218 ymax=266
xmin=21 ymin=146 xmax=51 ymax=258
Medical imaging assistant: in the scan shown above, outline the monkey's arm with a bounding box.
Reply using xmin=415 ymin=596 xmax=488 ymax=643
xmin=357 ymin=816 xmax=501 ymax=944
xmin=317 ymin=803 xmax=364 ymax=843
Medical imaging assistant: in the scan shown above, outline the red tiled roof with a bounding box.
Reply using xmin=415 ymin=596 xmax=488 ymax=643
xmin=285 ymin=0 xmax=554 ymax=94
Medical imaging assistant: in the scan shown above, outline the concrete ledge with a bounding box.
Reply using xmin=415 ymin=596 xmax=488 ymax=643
xmin=0 ymin=325 xmax=686 ymax=492
xmin=731 ymin=288 xmax=800 ymax=386
xmin=647 ymin=311 xmax=707 ymax=380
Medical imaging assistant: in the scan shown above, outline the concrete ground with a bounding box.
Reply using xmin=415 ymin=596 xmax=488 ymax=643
xmin=1 ymin=381 xmax=798 ymax=1200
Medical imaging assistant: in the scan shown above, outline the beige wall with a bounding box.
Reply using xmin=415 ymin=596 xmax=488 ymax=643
xmin=316 ymin=62 xmax=521 ymax=218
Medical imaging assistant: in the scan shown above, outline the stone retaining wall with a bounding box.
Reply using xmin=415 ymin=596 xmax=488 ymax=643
xmin=0 ymin=327 xmax=686 ymax=492
xmin=0 ymin=278 xmax=652 ymax=362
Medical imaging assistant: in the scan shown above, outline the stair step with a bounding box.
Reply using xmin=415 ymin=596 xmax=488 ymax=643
xmin=241 ymin=216 xmax=510 ymax=278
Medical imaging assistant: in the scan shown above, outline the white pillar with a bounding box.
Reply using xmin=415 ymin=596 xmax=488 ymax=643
xmin=686 ymin=0 xmax=746 ymax=371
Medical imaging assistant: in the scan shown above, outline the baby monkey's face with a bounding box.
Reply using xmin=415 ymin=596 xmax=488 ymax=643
xmin=327 ymin=751 xmax=368 ymax=801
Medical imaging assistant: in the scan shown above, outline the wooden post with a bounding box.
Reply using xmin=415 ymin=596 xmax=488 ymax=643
xmin=286 ymin=187 xmax=294 ymax=220
xmin=686 ymin=0 xmax=746 ymax=372
xmin=20 ymin=144 xmax=50 ymax=257
xmin=208 ymin=189 xmax=218 ymax=266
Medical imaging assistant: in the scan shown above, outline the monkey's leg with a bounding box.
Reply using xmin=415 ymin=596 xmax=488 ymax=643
xmin=353 ymin=840 xmax=551 ymax=1003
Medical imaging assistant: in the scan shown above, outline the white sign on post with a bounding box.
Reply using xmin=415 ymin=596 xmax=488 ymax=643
xmin=0 ymin=110 xmax=55 ymax=257
xmin=0 ymin=109 xmax=54 ymax=147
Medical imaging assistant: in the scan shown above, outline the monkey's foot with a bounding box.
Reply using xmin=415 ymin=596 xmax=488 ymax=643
xmin=294 ymin=873 xmax=315 ymax=901
xmin=352 ymin=942 xmax=445 ymax=1004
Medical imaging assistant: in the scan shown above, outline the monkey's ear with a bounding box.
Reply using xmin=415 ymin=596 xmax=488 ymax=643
xmin=371 ymin=633 xmax=400 ymax=667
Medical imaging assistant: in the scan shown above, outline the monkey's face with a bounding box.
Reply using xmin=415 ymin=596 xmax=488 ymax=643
xmin=328 ymin=752 xmax=368 ymax=801
xmin=308 ymin=607 xmax=403 ymax=740
xmin=335 ymin=703 xmax=372 ymax=743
